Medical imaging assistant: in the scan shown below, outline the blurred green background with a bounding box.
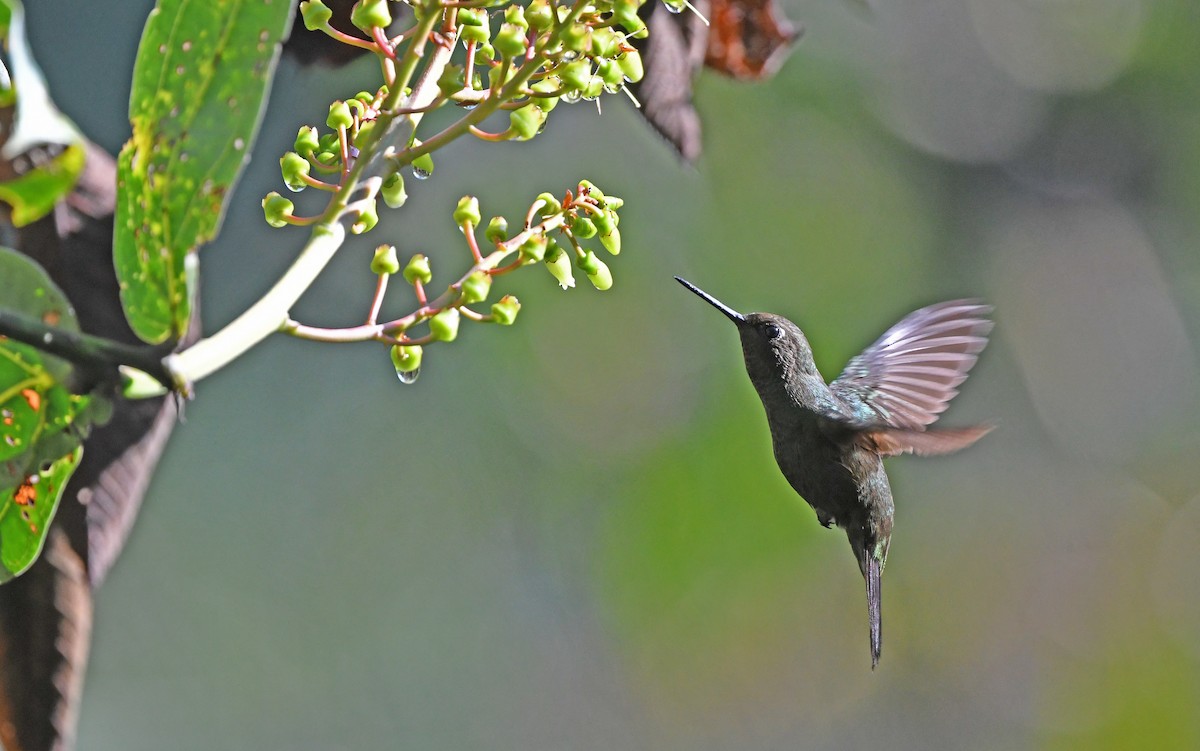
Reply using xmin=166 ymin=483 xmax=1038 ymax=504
xmin=26 ymin=0 xmax=1200 ymax=748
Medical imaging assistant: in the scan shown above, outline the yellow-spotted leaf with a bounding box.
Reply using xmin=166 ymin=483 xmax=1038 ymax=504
xmin=114 ymin=0 xmax=295 ymax=344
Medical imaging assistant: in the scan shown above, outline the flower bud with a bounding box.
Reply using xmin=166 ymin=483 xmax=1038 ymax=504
xmin=460 ymin=11 xmax=491 ymax=44
xmin=558 ymin=59 xmax=591 ymax=91
xmin=460 ymin=270 xmax=492 ymax=304
xmin=411 ymin=151 xmax=434 ymax=179
xmin=494 ymin=23 xmax=527 ymax=59
xmin=509 ymin=104 xmax=546 ymax=141
xmin=490 ymin=295 xmax=521 ymax=325
xmin=262 ymin=192 xmax=294 ymax=228
xmin=390 ymin=344 xmax=422 ymax=375
xmin=280 ymin=152 xmax=311 ymax=192
xmin=403 ymin=254 xmax=432 ymax=285
xmin=351 ymin=199 xmax=378 ymax=234
xmin=454 ymin=196 xmax=481 ymax=227
xmin=300 ymin=0 xmax=333 ymax=30
xmin=530 ymin=79 xmax=560 ymax=112
xmin=504 ymin=5 xmax=528 ymax=27
xmin=485 ymin=216 xmax=508 ymax=244
xmin=578 ymin=251 xmax=613 ymax=290
xmin=381 ymin=172 xmax=408 ymax=208
xmin=371 ymin=244 xmax=400 ymax=275
xmin=597 ymin=59 xmax=624 ymax=91
xmin=599 ymin=225 xmax=621 ymax=255
xmin=562 ymin=23 xmax=588 ymax=53
xmin=518 ymin=232 xmax=547 ymax=261
xmin=571 ymin=215 xmax=597 ymax=239
xmin=327 ymin=100 xmax=354 ymax=130
xmin=438 ymin=64 xmax=466 ymax=99
xmin=536 ymin=192 xmax=561 ymax=214
xmin=350 ymin=0 xmax=392 ymax=32
xmin=544 ymin=245 xmax=575 ymax=289
xmin=294 ymin=125 xmax=320 ymax=154
xmin=429 ymin=308 xmax=461 ymax=342
xmin=526 ymin=0 xmax=553 ymax=30
xmin=352 ymin=119 xmax=377 ymax=150
xmin=590 ymin=27 xmax=619 ymax=58
xmin=617 ymin=49 xmax=644 ymax=83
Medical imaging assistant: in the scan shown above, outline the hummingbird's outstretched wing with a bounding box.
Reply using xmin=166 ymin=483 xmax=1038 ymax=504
xmin=831 ymin=300 xmax=993 ymax=430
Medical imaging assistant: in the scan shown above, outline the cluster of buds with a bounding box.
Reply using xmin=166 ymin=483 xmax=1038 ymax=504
xmin=367 ymin=182 xmax=622 ymax=382
xmin=264 ymin=1 xmax=643 ymax=384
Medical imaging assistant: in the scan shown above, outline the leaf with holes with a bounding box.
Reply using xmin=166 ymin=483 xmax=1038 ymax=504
xmin=114 ymin=0 xmax=295 ymax=344
xmin=0 ymin=446 xmax=82 ymax=582
xmin=0 ymin=249 xmax=103 ymax=582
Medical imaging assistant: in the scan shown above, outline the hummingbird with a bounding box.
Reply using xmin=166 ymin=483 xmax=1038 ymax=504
xmin=675 ymin=277 xmax=993 ymax=668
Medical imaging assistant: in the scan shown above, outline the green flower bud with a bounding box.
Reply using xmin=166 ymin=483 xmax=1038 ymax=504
xmin=438 ymin=64 xmax=466 ymax=99
xmin=460 ymin=270 xmax=492 ymax=304
xmin=300 ymin=0 xmax=333 ymax=30
xmin=600 ymin=225 xmax=621 ymax=255
xmin=381 ymin=172 xmax=408 ymax=208
xmin=571 ymin=215 xmax=597 ymax=239
xmin=597 ymin=59 xmax=624 ymax=90
xmin=509 ymin=104 xmax=546 ymax=140
xmin=526 ymin=0 xmax=553 ymax=30
xmin=354 ymin=90 xmax=376 ymax=104
xmin=581 ymin=75 xmax=604 ymax=100
xmin=318 ymin=132 xmax=340 ymax=152
xmin=403 ymin=254 xmax=432 ymax=285
xmin=590 ymin=27 xmax=619 ymax=58
xmin=280 ymin=152 xmax=311 ymax=192
xmin=460 ymin=12 xmax=491 ymax=44
xmin=262 ymin=192 xmax=294 ymax=228
xmin=617 ymin=49 xmax=644 ymax=83
xmin=577 ymin=179 xmax=601 ymax=198
xmin=352 ymin=200 xmax=378 ymax=234
xmin=613 ymin=6 xmax=647 ymax=38
xmin=454 ymin=196 xmax=482 ymax=227
xmin=371 ymin=244 xmax=400 ymax=275
xmin=485 ymin=216 xmax=508 ymax=243
xmin=504 ymin=5 xmax=528 ymax=27
xmin=558 ymin=59 xmax=591 ymax=91
xmin=390 ymin=344 xmax=422 ymax=375
xmin=536 ymin=192 xmax=561 ymax=214
xmin=429 ymin=307 xmax=461 ymax=342
xmin=350 ymin=0 xmax=392 ymax=31
xmin=544 ymin=245 xmax=575 ymax=289
xmin=490 ymin=295 xmax=521 ymax=325
xmin=518 ymin=232 xmax=547 ymax=261
xmin=412 ymin=151 xmax=434 ymax=179
xmin=562 ymin=23 xmax=587 ymax=53
xmin=327 ymin=100 xmax=354 ymax=130
xmin=592 ymin=206 xmax=613 ymax=234
xmin=476 ymin=41 xmax=496 ymax=61
xmin=458 ymin=7 xmax=485 ymax=25
xmin=352 ymin=119 xmax=377 ymax=150
xmin=494 ymin=23 xmax=527 ymax=59
xmin=585 ymin=254 xmax=614 ymax=286
xmin=530 ymin=79 xmax=560 ymax=112
xmin=294 ymin=125 xmax=320 ymax=154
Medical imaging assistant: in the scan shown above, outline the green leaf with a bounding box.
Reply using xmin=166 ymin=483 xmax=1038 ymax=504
xmin=0 ymin=0 xmax=86 ymax=226
xmin=114 ymin=0 xmax=295 ymax=344
xmin=0 ymin=446 xmax=82 ymax=582
xmin=0 ymin=248 xmax=104 ymax=582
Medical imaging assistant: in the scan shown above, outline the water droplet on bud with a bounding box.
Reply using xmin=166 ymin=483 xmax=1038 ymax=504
xmin=396 ymin=368 xmax=420 ymax=384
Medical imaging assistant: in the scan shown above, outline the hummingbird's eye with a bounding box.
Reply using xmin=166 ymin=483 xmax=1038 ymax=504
xmin=763 ymin=323 xmax=782 ymax=340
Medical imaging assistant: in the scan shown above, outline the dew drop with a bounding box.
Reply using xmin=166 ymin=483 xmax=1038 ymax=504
xmin=412 ymin=166 xmax=431 ymax=180
xmin=396 ymin=368 xmax=420 ymax=384
xmin=233 ymin=138 xmax=245 ymax=150
xmin=665 ymin=2 xmax=684 ymax=13
xmin=182 ymin=40 xmax=193 ymax=52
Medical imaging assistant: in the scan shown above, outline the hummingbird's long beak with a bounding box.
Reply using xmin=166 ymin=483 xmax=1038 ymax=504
xmin=674 ymin=277 xmax=746 ymax=323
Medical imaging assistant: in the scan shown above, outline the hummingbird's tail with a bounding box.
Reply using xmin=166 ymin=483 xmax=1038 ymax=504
xmin=865 ymin=554 xmax=882 ymax=669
